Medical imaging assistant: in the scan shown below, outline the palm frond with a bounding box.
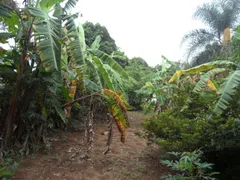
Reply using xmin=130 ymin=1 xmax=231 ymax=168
xmin=219 ymin=0 xmax=240 ymax=29
xmin=190 ymin=43 xmax=222 ymax=66
xmin=194 ymin=0 xmax=240 ymax=39
xmin=182 ymin=29 xmax=216 ymax=60
xmin=194 ymin=3 xmax=221 ymax=31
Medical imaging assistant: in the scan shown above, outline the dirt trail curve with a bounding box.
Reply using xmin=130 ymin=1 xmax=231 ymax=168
xmin=12 ymin=112 xmax=170 ymax=180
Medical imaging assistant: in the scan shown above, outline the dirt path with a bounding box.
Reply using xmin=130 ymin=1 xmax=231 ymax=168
xmin=12 ymin=112 xmax=170 ymax=180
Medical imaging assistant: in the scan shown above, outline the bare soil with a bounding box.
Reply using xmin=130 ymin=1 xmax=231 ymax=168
xmin=11 ymin=111 xmax=171 ymax=180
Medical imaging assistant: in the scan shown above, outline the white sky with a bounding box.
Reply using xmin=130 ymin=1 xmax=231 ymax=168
xmin=76 ymin=0 xmax=211 ymax=66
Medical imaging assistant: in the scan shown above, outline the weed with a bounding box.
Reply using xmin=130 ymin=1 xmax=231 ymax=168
xmin=53 ymin=154 xmax=60 ymax=161
xmin=161 ymin=150 xmax=219 ymax=180
xmin=0 ymin=157 xmax=19 ymax=179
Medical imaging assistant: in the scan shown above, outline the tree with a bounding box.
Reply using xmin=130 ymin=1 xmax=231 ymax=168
xmin=129 ymin=57 xmax=148 ymax=66
xmin=135 ymin=56 xmax=180 ymax=113
xmin=111 ymin=51 xmax=129 ymax=68
xmin=182 ymin=0 xmax=240 ymax=65
xmin=83 ymin=22 xmax=117 ymax=55
xmin=190 ymin=43 xmax=222 ymax=66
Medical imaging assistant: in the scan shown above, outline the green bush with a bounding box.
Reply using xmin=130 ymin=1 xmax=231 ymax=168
xmin=0 ymin=158 xmax=19 ymax=179
xmin=143 ymin=90 xmax=240 ymax=179
xmin=161 ymin=150 xmax=219 ymax=180
xmin=143 ymin=110 xmax=240 ymax=152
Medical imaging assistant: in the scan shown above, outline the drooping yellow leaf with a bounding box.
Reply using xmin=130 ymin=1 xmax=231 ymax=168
xmin=207 ymin=80 xmax=217 ymax=91
xmin=66 ymin=80 xmax=77 ymax=119
xmin=102 ymin=89 xmax=130 ymax=143
xmin=168 ymin=70 xmax=183 ymax=83
xmin=169 ymin=64 xmax=216 ymax=83
xmin=184 ymin=64 xmax=216 ymax=74
xmin=115 ymin=118 xmax=126 ymax=143
xmin=69 ymin=80 xmax=77 ymax=98
xmin=102 ymin=89 xmax=128 ymax=113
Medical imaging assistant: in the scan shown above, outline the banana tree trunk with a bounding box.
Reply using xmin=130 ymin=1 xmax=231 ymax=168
xmin=4 ymin=46 xmax=27 ymax=147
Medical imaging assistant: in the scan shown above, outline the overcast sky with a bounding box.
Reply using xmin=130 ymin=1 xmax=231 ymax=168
xmin=76 ymin=0 xmax=211 ymax=66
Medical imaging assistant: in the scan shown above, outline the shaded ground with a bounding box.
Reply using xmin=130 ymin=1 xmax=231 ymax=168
xmin=11 ymin=111 xmax=171 ymax=180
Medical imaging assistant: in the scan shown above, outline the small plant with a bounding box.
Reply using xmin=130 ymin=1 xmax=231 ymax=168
xmin=0 ymin=157 xmax=19 ymax=179
xmin=161 ymin=150 xmax=219 ymax=180
xmin=134 ymin=131 xmax=146 ymax=137
xmin=53 ymin=154 xmax=60 ymax=161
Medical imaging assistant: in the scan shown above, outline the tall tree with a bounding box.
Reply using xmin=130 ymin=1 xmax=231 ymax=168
xmin=111 ymin=51 xmax=129 ymax=68
xmin=129 ymin=57 xmax=149 ymax=66
xmin=83 ymin=22 xmax=117 ymax=55
xmin=182 ymin=0 xmax=240 ymax=65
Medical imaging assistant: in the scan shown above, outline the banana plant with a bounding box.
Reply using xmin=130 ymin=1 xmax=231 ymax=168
xmin=46 ymin=1 xmax=131 ymax=145
xmin=85 ymin=36 xmax=129 ymax=92
xmin=136 ymin=56 xmax=179 ymax=114
xmin=0 ymin=0 xmax=130 ymax=149
xmin=0 ymin=1 xmax=52 ymax=146
xmin=169 ymin=60 xmax=240 ymax=114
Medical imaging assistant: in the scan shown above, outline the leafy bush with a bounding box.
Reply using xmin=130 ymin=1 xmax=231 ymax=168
xmin=0 ymin=158 xmax=19 ymax=179
xmin=144 ymin=109 xmax=240 ymax=152
xmin=144 ymin=111 xmax=206 ymax=151
xmin=143 ymin=89 xmax=240 ymax=178
xmin=161 ymin=150 xmax=219 ymax=180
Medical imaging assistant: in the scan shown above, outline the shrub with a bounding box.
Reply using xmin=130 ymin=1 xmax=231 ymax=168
xmin=161 ymin=150 xmax=219 ymax=180
xmin=0 ymin=158 xmax=19 ymax=179
xmin=143 ymin=90 xmax=240 ymax=178
xmin=143 ymin=110 xmax=240 ymax=152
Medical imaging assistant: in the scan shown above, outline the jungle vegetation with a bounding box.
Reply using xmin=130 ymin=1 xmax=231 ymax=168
xmin=0 ymin=0 xmax=240 ymax=179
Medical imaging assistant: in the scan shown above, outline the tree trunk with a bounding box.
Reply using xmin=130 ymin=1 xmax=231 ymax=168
xmin=4 ymin=46 xmax=27 ymax=147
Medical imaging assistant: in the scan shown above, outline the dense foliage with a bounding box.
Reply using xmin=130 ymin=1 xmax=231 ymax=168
xmin=161 ymin=150 xmax=219 ymax=180
xmin=142 ymin=28 xmax=240 ymax=179
xmin=83 ymin=21 xmax=117 ymax=55
xmin=1 ymin=0 xmax=240 ymax=179
xmin=0 ymin=0 xmax=131 ymax=161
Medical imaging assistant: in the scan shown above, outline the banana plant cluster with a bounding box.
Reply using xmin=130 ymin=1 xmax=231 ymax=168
xmin=0 ymin=0 xmax=130 ymax=150
xmin=169 ymin=60 xmax=240 ymax=115
xmin=135 ymin=56 xmax=180 ymax=114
